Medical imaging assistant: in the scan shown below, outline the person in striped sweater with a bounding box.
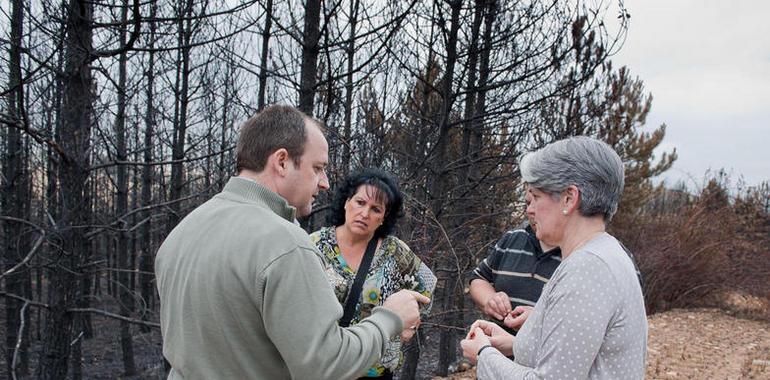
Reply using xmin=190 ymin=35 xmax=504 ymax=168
xmin=468 ymin=217 xmax=561 ymax=332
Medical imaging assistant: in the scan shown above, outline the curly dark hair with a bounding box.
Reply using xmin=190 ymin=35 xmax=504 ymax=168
xmin=327 ymin=168 xmax=404 ymax=239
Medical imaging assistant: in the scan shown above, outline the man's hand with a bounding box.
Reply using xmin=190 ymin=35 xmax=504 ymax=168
xmin=504 ymin=305 xmax=533 ymax=331
xmin=382 ymin=290 xmax=430 ymax=339
xmin=468 ymin=319 xmax=514 ymax=356
xmin=483 ymin=291 xmax=512 ymax=320
xmin=400 ymin=325 xmax=417 ymax=342
xmin=460 ymin=327 xmax=491 ymax=365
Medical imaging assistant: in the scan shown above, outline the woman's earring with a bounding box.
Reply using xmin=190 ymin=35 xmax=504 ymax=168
xmin=562 ymin=209 xmax=568 ymax=215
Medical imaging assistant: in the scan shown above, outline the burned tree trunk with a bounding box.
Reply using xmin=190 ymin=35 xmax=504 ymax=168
xmin=257 ymin=0 xmax=273 ymax=111
xmin=3 ymin=0 xmax=30 ymax=375
xmin=138 ymin=0 xmax=158 ymax=333
xmin=115 ymin=0 xmax=136 ymax=372
xmin=298 ymin=0 xmax=321 ymax=115
xmin=167 ymin=0 xmax=193 ymax=232
xmin=37 ymin=0 xmax=95 ymax=377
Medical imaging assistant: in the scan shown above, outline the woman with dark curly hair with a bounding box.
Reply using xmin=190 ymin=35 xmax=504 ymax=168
xmin=310 ymin=168 xmax=436 ymax=379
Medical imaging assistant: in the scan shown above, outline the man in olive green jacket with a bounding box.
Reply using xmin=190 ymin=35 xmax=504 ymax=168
xmin=156 ymin=105 xmax=428 ymax=379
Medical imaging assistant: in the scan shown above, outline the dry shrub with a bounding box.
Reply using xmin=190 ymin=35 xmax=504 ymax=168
xmin=611 ymin=178 xmax=770 ymax=316
xmin=632 ymin=203 xmax=732 ymax=314
xmin=703 ymin=290 xmax=770 ymax=321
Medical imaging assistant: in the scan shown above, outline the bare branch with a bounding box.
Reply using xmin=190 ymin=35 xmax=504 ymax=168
xmin=92 ymin=0 xmax=142 ymax=58
xmin=89 ymin=145 xmax=235 ymax=171
xmin=0 ymin=292 xmax=49 ymax=309
xmin=0 ymin=114 xmax=70 ymax=162
xmin=11 ymin=301 xmax=30 ymax=380
xmin=0 ymin=233 xmax=45 ymax=281
xmin=69 ymin=308 xmax=160 ymax=329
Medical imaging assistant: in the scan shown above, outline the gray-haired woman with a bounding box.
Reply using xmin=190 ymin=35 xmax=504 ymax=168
xmin=461 ymin=136 xmax=647 ymax=379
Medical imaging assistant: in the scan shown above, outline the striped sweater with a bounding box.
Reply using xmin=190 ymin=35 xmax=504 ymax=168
xmin=469 ymin=222 xmax=562 ymax=309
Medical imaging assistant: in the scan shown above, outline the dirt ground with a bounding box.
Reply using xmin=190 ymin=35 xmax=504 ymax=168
xmin=435 ymin=292 xmax=770 ymax=380
xmin=645 ymin=308 xmax=770 ymax=379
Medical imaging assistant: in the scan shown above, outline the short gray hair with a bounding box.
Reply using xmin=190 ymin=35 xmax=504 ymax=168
xmin=520 ymin=136 xmax=625 ymax=222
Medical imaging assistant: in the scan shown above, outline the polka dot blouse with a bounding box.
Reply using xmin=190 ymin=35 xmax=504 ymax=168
xmin=477 ymin=233 xmax=648 ymax=379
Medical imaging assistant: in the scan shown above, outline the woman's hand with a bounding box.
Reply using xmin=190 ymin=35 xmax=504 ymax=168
xmin=469 ymin=319 xmax=514 ymax=356
xmin=504 ymin=305 xmax=533 ymax=331
xmin=460 ymin=327 xmax=491 ymax=365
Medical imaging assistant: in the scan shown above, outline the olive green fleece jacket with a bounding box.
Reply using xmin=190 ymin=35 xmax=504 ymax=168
xmin=155 ymin=177 xmax=403 ymax=379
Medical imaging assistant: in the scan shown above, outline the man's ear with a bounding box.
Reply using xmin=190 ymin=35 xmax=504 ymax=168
xmin=562 ymin=185 xmax=580 ymax=214
xmin=268 ymin=148 xmax=291 ymax=176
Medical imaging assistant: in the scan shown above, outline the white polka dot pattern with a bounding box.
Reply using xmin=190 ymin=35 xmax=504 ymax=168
xmin=476 ymin=233 xmax=648 ymax=379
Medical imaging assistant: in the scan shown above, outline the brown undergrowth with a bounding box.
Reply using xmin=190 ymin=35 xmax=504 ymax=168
xmin=611 ymin=178 xmax=770 ymax=316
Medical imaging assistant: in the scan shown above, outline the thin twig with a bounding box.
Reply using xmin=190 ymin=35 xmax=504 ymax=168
xmin=421 ymin=321 xmax=467 ymax=331
xmin=89 ymin=145 xmax=234 ymax=171
xmin=0 ymin=292 xmax=49 ymax=308
xmin=94 ymin=267 xmax=156 ymax=276
xmin=0 ymin=233 xmax=45 ymax=281
xmin=69 ymin=308 xmax=160 ymax=329
xmin=11 ymin=301 xmax=29 ymax=380
xmin=69 ymin=331 xmax=84 ymax=347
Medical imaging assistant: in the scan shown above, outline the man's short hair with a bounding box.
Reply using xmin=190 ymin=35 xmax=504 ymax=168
xmin=236 ymin=105 xmax=317 ymax=173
